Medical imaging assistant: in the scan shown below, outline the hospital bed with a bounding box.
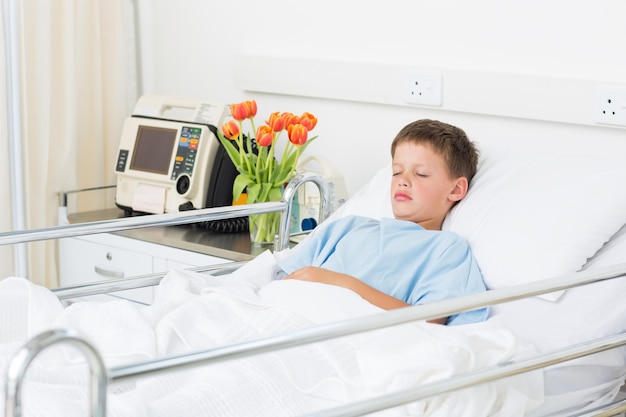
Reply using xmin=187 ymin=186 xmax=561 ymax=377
xmin=1 ymin=147 xmax=626 ymax=417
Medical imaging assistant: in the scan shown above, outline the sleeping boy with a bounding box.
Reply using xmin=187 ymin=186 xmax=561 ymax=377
xmin=278 ymin=119 xmax=487 ymax=325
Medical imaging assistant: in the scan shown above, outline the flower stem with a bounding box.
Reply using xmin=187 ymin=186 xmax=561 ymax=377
xmin=237 ymin=121 xmax=253 ymax=176
xmin=266 ymin=132 xmax=278 ymax=183
xmin=250 ymin=211 xmax=279 ymax=245
xmin=283 ymin=147 xmax=301 ymax=184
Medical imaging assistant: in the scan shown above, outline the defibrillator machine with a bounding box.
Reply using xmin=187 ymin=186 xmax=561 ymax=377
xmin=114 ymin=95 xmax=237 ymax=218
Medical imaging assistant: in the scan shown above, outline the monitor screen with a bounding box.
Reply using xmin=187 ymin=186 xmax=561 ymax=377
xmin=130 ymin=125 xmax=177 ymax=175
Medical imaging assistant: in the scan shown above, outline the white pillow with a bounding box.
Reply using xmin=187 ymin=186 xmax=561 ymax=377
xmin=443 ymin=147 xmax=626 ymax=300
xmin=325 ymin=163 xmax=393 ymax=223
xmin=330 ymin=147 xmax=626 ymax=302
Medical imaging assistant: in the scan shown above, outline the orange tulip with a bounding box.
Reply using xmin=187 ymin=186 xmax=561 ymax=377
xmin=287 ymin=124 xmax=308 ymax=146
xmin=256 ymin=125 xmax=274 ymax=147
xmin=281 ymin=112 xmax=299 ymax=130
xmin=221 ymin=120 xmax=240 ymax=139
xmin=265 ymin=112 xmax=285 ymax=132
xmin=230 ymin=102 xmax=249 ymax=121
xmin=299 ymin=112 xmax=318 ymax=131
xmin=244 ymin=100 xmax=257 ymax=118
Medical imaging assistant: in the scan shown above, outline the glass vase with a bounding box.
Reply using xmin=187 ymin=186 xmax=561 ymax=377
xmin=249 ymin=211 xmax=280 ymax=247
xmin=245 ymin=182 xmax=284 ymax=248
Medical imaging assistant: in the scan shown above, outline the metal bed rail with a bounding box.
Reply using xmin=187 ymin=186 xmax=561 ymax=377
xmin=309 ymin=333 xmax=626 ymax=417
xmin=5 ymin=261 xmax=626 ymax=417
xmin=0 ymin=171 xmax=331 ymax=253
xmin=5 ymin=329 xmax=107 ymax=417
xmin=2 ymin=202 xmax=282 ymax=246
xmin=574 ymin=398 xmax=626 ymax=417
xmin=51 ymin=261 xmax=248 ymax=300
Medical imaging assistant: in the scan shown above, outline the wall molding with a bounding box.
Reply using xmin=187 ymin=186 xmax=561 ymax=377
xmin=233 ymin=54 xmax=626 ymax=129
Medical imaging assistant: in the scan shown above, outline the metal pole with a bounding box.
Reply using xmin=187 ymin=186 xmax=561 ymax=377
xmin=4 ymin=329 xmax=107 ymax=417
xmin=129 ymin=0 xmax=143 ymax=96
xmin=0 ymin=201 xmax=287 ymax=246
xmin=278 ymin=172 xmax=331 ymax=251
xmin=2 ymin=0 xmax=28 ymax=277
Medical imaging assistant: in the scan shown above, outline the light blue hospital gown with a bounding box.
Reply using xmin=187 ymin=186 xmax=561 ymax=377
xmin=278 ymin=215 xmax=488 ymax=325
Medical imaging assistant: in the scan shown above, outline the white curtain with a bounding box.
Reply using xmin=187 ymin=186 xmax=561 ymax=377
xmin=4 ymin=0 xmax=138 ymax=287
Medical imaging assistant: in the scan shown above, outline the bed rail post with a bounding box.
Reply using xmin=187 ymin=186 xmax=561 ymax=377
xmin=278 ymin=172 xmax=330 ymax=251
xmin=4 ymin=329 xmax=107 ymax=417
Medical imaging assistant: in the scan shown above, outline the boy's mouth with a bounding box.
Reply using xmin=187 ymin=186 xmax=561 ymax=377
xmin=394 ymin=192 xmax=412 ymax=201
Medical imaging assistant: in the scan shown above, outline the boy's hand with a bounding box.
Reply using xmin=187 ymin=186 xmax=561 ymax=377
xmin=285 ymin=267 xmax=411 ymax=311
xmin=284 ymin=266 xmax=353 ymax=287
xmin=284 ymin=266 xmax=447 ymax=324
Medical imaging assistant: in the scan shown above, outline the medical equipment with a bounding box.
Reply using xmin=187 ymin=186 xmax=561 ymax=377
xmin=114 ymin=95 xmax=233 ymax=215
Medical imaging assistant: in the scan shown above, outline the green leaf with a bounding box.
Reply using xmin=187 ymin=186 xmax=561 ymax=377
xmin=217 ymin=134 xmax=243 ymax=169
xmin=268 ymin=186 xmax=283 ymax=202
xmin=246 ymin=183 xmax=261 ymax=204
xmin=282 ymin=151 xmax=299 ymax=171
xmin=257 ymin=183 xmax=270 ymax=201
xmin=233 ymin=174 xmax=255 ymax=201
xmin=273 ymin=163 xmax=292 ymax=185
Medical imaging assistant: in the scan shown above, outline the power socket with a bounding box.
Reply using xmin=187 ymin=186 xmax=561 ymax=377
xmin=404 ymin=71 xmax=443 ymax=106
xmin=592 ymin=88 xmax=626 ymax=127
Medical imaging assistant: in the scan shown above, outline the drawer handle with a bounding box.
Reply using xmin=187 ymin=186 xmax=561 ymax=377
xmin=94 ymin=266 xmax=124 ymax=279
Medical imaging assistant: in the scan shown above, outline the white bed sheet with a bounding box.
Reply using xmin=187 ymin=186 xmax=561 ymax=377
xmin=0 ymin=252 xmax=543 ymax=417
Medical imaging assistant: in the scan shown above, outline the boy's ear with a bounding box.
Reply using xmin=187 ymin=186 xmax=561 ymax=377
xmin=448 ymin=177 xmax=469 ymax=202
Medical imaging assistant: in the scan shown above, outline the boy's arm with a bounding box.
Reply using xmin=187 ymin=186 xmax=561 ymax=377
xmin=285 ymin=267 xmax=447 ymax=324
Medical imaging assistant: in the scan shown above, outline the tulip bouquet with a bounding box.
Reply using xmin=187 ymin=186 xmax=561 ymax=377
xmin=217 ymin=100 xmax=318 ymax=245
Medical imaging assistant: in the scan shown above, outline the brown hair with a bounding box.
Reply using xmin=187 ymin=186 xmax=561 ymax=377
xmin=390 ymin=119 xmax=479 ymax=182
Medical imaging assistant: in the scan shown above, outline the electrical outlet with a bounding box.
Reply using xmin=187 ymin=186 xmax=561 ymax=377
xmin=404 ymin=71 xmax=443 ymax=106
xmin=592 ymin=88 xmax=626 ymax=127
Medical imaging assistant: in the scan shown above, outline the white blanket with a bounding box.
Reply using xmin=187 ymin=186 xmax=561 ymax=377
xmin=0 ymin=252 xmax=543 ymax=417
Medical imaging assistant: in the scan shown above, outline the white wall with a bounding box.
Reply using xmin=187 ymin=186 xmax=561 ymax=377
xmin=137 ymin=0 xmax=626 ymax=196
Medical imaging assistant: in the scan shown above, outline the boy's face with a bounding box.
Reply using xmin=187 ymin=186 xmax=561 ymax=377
xmin=390 ymin=142 xmax=468 ymax=230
